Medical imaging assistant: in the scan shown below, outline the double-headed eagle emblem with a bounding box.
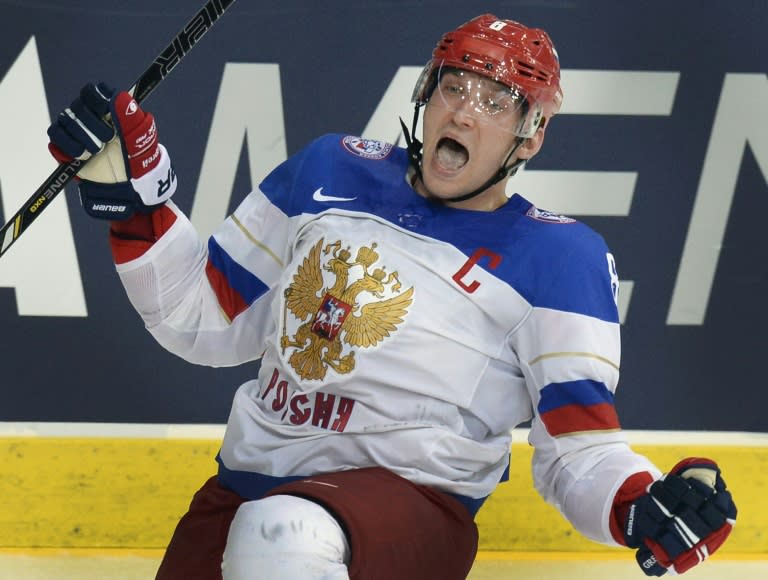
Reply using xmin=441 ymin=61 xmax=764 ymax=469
xmin=280 ymin=238 xmax=414 ymax=381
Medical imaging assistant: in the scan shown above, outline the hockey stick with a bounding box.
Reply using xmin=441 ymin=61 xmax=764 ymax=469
xmin=0 ymin=0 xmax=238 ymax=259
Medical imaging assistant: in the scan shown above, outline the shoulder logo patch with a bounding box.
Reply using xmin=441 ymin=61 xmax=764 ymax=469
xmin=341 ymin=136 xmax=393 ymax=160
xmin=526 ymin=206 xmax=576 ymax=224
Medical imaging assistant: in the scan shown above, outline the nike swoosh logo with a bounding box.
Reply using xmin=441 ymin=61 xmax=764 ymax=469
xmin=312 ymin=187 xmax=357 ymax=202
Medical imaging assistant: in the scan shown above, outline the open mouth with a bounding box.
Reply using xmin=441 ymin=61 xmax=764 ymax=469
xmin=435 ymin=137 xmax=468 ymax=171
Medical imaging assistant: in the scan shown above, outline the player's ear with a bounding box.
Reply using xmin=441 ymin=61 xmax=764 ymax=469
xmin=517 ymin=125 xmax=546 ymax=160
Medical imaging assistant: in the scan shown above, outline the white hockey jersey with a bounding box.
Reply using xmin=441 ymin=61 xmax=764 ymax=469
xmin=114 ymin=134 xmax=659 ymax=545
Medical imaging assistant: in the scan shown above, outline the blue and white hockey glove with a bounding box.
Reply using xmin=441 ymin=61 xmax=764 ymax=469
xmin=47 ymin=82 xmax=177 ymax=220
xmin=622 ymin=458 xmax=737 ymax=576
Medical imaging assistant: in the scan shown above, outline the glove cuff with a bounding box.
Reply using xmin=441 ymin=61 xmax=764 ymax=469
xmin=78 ymin=181 xmax=147 ymax=220
xmin=610 ymin=470 xmax=655 ymax=546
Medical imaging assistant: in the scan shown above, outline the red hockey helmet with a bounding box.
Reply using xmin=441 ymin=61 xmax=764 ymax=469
xmin=413 ymin=14 xmax=563 ymax=134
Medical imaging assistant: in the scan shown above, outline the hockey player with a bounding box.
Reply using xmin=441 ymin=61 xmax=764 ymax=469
xmin=47 ymin=14 xmax=736 ymax=580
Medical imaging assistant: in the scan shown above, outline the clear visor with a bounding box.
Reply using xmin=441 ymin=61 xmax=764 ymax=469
xmin=429 ymin=63 xmax=543 ymax=138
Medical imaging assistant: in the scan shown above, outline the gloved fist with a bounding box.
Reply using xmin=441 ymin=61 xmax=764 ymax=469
xmin=623 ymin=458 xmax=737 ymax=576
xmin=47 ymin=82 xmax=177 ymax=220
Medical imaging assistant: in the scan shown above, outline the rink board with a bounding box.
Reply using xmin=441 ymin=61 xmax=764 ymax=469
xmin=0 ymin=425 xmax=765 ymax=553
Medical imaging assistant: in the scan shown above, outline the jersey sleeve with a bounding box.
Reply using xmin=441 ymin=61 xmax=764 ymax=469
xmin=509 ymin=228 xmax=660 ymax=545
xmin=108 ymin=135 xmax=336 ymax=367
xmin=110 ymin=189 xmax=290 ymax=367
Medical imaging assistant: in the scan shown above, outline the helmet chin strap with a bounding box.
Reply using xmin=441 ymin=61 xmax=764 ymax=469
xmin=400 ymin=104 xmax=527 ymax=205
xmin=399 ymin=106 xmax=425 ymax=182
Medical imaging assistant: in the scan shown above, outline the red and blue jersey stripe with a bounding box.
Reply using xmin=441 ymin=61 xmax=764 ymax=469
xmin=206 ymin=237 xmax=269 ymax=322
xmin=538 ymin=379 xmax=621 ymax=437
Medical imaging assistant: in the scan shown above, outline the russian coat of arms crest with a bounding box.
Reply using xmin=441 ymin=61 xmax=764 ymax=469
xmin=280 ymin=238 xmax=414 ymax=380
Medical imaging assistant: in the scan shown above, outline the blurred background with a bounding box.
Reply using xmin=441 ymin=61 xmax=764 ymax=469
xmin=0 ymin=0 xmax=766 ymax=431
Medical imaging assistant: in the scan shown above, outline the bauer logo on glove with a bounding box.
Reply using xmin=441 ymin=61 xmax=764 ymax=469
xmin=47 ymin=82 xmax=177 ymax=220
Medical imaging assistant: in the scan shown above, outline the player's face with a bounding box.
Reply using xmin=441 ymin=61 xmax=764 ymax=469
xmin=416 ymin=69 xmax=543 ymax=210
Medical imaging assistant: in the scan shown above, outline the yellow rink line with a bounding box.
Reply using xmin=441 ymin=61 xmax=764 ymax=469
xmin=0 ymin=424 xmax=766 ymax=553
xmin=0 ymin=548 xmax=764 ymax=561
xmin=472 ymin=551 xmax=768 ymax=562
